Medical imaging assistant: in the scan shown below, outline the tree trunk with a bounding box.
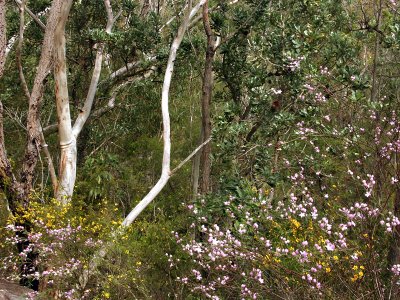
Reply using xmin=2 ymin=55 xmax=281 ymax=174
xmin=0 ymin=0 xmax=5 ymax=78
xmin=53 ymin=0 xmax=74 ymax=202
xmin=54 ymin=0 xmax=116 ymax=202
xmin=192 ymin=128 xmax=203 ymax=197
xmin=199 ymin=0 xmax=216 ymax=194
xmin=56 ymin=139 xmax=77 ymax=202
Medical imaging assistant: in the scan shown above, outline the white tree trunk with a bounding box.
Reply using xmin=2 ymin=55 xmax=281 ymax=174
xmin=53 ymin=0 xmax=74 ymax=202
xmin=79 ymin=0 xmax=207 ymax=289
xmin=56 ymin=138 xmax=77 ymax=202
xmin=122 ymin=0 xmax=206 ymax=226
xmin=54 ymin=0 xmax=116 ymax=202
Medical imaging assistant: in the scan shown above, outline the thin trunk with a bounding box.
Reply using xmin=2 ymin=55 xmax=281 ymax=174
xmin=199 ymin=0 xmax=216 ymax=194
xmin=192 ymin=128 xmax=203 ymax=197
xmin=122 ymin=0 xmax=195 ymax=226
xmin=370 ymin=0 xmax=382 ymax=103
xmin=0 ymin=0 xmax=6 ymax=77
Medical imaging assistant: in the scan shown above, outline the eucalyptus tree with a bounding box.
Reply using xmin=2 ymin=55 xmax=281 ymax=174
xmin=0 ymin=0 xmax=208 ymax=209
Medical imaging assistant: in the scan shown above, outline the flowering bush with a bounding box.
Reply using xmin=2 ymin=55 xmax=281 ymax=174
xmin=0 ymin=199 xmax=119 ymax=299
xmin=170 ymin=104 xmax=400 ymax=299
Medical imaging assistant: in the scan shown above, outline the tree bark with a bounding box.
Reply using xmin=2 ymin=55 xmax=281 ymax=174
xmin=0 ymin=0 xmax=6 ymax=78
xmin=19 ymin=0 xmax=66 ymax=203
xmin=192 ymin=128 xmax=203 ymax=197
xmin=199 ymin=0 xmax=216 ymax=194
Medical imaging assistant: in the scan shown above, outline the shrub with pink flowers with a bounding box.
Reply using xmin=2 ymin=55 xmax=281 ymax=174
xmin=169 ymin=104 xmax=400 ymax=299
xmin=0 ymin=199 xmax=117 ymax=299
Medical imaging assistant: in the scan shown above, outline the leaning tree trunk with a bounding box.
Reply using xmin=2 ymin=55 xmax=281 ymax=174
xmin=78 ymin=0 xmax=209 ymax=288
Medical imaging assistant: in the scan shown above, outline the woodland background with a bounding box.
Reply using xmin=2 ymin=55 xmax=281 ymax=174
xmin=1 ymin=0 xmax=400 ymax=299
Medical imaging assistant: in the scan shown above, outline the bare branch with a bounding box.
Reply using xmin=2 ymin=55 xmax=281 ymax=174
xmin=109 ymin=55 xmax=157 ymax=81
xmin=14 ymin=0 xmax=46 ymax=31
xmin=72 ymin=0 xmax=118 ymax=137
xmin=171 ymin=137 xmax=211 ymax=175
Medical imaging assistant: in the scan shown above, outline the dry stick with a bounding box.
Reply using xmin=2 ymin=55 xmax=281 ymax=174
xmin=78 ymin=0 xmax=207 ymax=289
xmin=171 ymin=137 xmax=211 ymax=175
